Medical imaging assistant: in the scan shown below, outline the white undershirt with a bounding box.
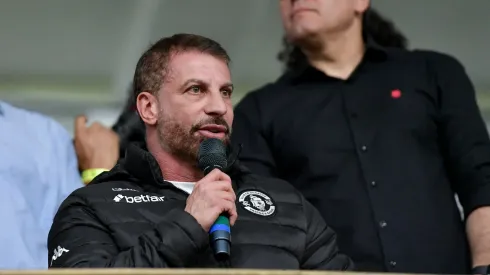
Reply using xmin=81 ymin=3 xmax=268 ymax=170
xmin=168 ymin=181 xmax=195 ymax=194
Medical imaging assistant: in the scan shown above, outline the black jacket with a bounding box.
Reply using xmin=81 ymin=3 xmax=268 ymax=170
xmin=48 ymin=145 xmax=353 ymax=270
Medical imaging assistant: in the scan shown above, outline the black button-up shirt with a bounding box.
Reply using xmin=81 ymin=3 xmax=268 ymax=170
xmin=232 ymin=45 xmax=490 ymax=274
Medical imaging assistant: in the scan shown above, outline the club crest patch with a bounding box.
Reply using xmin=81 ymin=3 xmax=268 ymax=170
xmin=238 ymin=190 xmax=276 ymax=216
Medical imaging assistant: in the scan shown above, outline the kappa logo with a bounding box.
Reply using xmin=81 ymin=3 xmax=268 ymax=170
xmin=238 ymin=190 xmax=276 ymax=216
xmin=50 ymin=246 xmax=69 ymax=266
xmin=113 ymin=194 xmax=165 ymax=203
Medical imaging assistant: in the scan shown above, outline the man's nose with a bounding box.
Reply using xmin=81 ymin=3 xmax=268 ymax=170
xmin=204 ymin=91 xmax=227 ymax=116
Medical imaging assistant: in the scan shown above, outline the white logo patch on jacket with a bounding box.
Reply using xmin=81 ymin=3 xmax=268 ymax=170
xmin=50 ymin=246 xmax=69 ymax=266
xmin=238 ymin=190 xmax=276 ymax=216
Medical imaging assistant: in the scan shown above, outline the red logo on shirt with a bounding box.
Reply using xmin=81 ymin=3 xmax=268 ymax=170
xmin=391 ymin=89 xmax=402 ymax=99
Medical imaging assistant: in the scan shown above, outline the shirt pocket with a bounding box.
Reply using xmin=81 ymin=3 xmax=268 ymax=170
xmin=384 ymin=86 xmax=439 ymax=139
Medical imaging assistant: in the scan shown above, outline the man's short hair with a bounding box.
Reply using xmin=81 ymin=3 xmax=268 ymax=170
xmin=132 ymin=33 xmax=231 ymax=101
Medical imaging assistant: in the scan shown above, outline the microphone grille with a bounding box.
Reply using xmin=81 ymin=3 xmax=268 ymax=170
xmin=198 ymin=138 xmax=227 ymax=172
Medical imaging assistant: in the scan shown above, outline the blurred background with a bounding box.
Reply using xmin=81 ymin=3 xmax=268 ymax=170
xmin=0 ymin=0 xmax=489 ymax=134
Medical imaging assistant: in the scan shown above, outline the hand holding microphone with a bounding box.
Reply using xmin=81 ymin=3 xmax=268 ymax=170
xmin=184 ymin=168 xmax=237 ymax=232
xmin=184 ymin=138 xmax=234 ymax=261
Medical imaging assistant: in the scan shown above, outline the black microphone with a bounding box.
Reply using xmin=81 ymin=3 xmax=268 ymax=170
xmin=198 ymin=138 xmax=230 ymax=261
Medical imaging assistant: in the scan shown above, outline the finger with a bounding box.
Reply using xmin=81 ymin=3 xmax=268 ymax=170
xmin=229 ymin=213 xmax=238 ymax=226
xmin=213 ymin=190 xmax=236 ymax=203
xmin=202 ymin=168 xmax=231 ymax=183
xmin=90 ymin=121 xmax=105 ymax=130
xmin=74 ymin=115 xmax=87 ymax=136
xmin=196 ymin=182 xmax=232 ymax=204
xmin=217 ymin=200 xmax=236 ymax=218
xmin=228 ymin=204 xmax=238 ymax=226
xmin=216 ymin=170 xmax=231 ymax=182
xmin=202 ymin=180 xmax=234 ymax=193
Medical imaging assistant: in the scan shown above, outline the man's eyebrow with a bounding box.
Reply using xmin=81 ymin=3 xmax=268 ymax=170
xmin=222 ymin=82 xmax=234 ymax=90
xmin=180 ymin=79 xmax=234 ymax=90
xmin=180 ymin=79 xmax=207 ymax=89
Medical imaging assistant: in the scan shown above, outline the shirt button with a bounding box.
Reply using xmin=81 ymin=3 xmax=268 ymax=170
xmin=379 ymin=220 xmax=387 ymax=228
xmin=361 ymin=145 xmax=368 ymax=152
xmin=389 ymin=261 xmax=397 ymax=268
xmin=371 ymin=181 xmax=376 ymax=187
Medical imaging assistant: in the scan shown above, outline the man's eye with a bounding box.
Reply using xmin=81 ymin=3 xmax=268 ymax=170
xmin=189 ymin=86 xmax=201 ymax=93
xmin=221 ymin=90 xmax=232 ymax=97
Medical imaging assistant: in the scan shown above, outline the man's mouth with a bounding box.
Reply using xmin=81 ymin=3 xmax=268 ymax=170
xmin=196 ymin=124 xmax=228 ymax=139
xmin=291 ymin=7 xmax=316 ymax=18
xmin=199 ymin=124 xmax=228 ymax=133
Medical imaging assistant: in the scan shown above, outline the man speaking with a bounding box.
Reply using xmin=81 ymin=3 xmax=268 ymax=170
xmin=47 ymin=33 xmax=353 ymax=270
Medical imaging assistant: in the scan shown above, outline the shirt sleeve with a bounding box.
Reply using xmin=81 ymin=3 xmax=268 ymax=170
xmin=48 ymin=194 xmax=209 ymax=268
xmin=300 ymin=195 xmax=354 ymax=270
xmin=426 ymin=51 xmax=490 ymax=218
xmin=51 ymin=120 xmax=84 ymax=206
xmin=232 ymin=92 xmax=278 ymax=177
xmin=38 ymin=119 xmax=84 ymax=244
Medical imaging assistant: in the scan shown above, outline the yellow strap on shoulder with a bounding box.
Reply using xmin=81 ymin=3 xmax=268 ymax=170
xmin=82 ymin=168 xmax=109 ymax=185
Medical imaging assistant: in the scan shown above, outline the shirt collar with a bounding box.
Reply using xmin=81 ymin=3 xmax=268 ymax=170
xmin=364 ymin=37 xmax=389 ymax=60
xmin=0 ymin=102 xmax=4 ymax=116
xmin=284 ymin=39 xmax=388 ymax=84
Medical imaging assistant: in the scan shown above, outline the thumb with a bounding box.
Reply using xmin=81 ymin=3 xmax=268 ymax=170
xmin=202 ymin=168 xmax=230 ymax=182
xmin=74 ymin=115 xmax=88 ymax=136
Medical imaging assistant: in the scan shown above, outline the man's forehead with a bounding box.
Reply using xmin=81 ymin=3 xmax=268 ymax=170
xmin=164 ymin=52 xmax=231 ymax=84
xmin=168 ymin=51 xmax=229 ymax=70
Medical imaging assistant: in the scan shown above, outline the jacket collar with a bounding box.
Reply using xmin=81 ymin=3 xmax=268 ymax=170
xmin=120 ymin=142 xmax=247 ymax=190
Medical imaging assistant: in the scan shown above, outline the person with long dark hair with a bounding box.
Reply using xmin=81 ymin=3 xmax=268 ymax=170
xmin=232 ymin=1 xmax=490 ymax=274
xmin=277 ymin=8 xmax=408 ymax=71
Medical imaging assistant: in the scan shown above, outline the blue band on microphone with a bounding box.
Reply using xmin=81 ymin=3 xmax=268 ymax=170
xmin=209 ymin=223 xmax=230 ymax=234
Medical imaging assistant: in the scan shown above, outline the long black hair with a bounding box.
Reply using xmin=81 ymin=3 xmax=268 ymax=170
xmin=277 ymin=8 xmax=408 ymax=71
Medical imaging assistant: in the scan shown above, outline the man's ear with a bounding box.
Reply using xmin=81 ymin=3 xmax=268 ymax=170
xmin=136 ymin=91 xmax=159 ymax=126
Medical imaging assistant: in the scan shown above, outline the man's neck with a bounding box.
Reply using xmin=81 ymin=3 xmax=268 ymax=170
xmin=301 ymin=23 xmax=365 ymax=80
xmin=146 ymin=139 xmax=203 ymax=183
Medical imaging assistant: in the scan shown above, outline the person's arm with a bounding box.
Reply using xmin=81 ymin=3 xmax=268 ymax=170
xmin=74 ymin=115 xmax=120 ymax=184
xmin=48 ymin=194 xmax=209 ymax=268
xmin=233 ymin=91 xmax=277 ymax=177
xmin=38 ymin=119 xmax=84 ymax=244
xmin=425 ymin=51 xmax=490 ymax=267
xmin=300 ymin=195 xmax=354 ymax=270
xmin=51 ymin=120 xmax=84 ymax=201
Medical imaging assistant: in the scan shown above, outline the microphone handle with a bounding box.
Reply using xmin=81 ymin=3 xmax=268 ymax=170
xmin=204 ymin=165 xmax=231 ymax=261
xmin=209 ymin=215 xmax=231 ymax=261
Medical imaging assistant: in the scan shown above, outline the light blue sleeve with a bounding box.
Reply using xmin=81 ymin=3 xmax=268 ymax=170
xmin=0 ymin=108 xmax=85 ymax=269
xmin=51 ymin=120 xmax=84 ymax=209
xmin=41 ymin=120 xmax=83 ymax=234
